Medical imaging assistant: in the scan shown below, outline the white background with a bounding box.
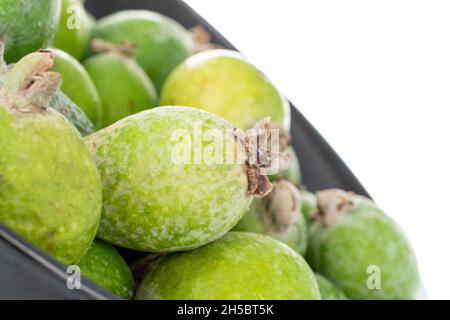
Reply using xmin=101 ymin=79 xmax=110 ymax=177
xmin=186 ymin=0 xmax=450 ymax=299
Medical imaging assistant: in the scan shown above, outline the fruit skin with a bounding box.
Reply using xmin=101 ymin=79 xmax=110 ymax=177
xmin=136 ymin=232 xmax=321 ymax=300
xmin=91 ymin=10 xmax=194 ymax=91
xmin=233 ymin=180 xmax=308 ymax=255
xmin=49 ymin=90 xmax=96 ymax=136
xmin=84 ymin=51 xmax=157 ymax=128
xmin=0 ymin=0 xmax=61 ymax=63
xmin=52 ymin=0 xmax=91 ymax=60
xmin=160 ymin=49 xmax=290 ymax=130
xmin=315 ymin=274 xmax=347 ymax=300
xmin=306 ymin=189 xmax=420 ymax=299
xmin=0 ymin=52 xmax=102 ymax=265
xmin=300 ymin=189 xmax=317 ymax=226
xmin=78 ymin=239 xmax=134 ymax=299
xmin=50 ymin=48 xmax=102 ymax=127
xmin=85 ymin=106 xmax=253 ymax=252
xmin=270 ymin=146 xmax=301 ymax=186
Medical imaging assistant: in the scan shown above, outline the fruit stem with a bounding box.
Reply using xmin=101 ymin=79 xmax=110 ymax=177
xmin=263 ymin=180 xmax=302 ymax=231
xmin=312 ymin=189 xmax=357 ymax=226
xmin=91 ymin=38 xmax=136 ymax=58
xmin=190 ymin=25 xmax=223 ymax=53
xmin=241 ymin=118 xmax=292 ymax=197
xmin=2 ymin=51 xmax=61 ymax=112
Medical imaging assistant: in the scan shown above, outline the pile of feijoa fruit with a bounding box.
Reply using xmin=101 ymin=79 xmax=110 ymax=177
xmin=0 ymin=0 xmax=420 ymax=300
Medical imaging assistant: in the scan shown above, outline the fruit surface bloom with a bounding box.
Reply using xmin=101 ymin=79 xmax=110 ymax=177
xmin=160 ymin=49 xmax=290 ymax=130
xmin=136 ymin=232 xmax=321 ymax=300
xmin=85 ymin=106 xmax=253 ymax=252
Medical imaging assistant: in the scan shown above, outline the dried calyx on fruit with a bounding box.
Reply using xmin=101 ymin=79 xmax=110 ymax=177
xmin=84 ymin=39 xmax=157 ymax=128
xmin=311 ymin=189 xmax=357 ymax=226
xmin=0 ymin=49 xmax=60 ymax=112
xmin=0 ymin=48 xmax=102 ymax=264
xmin=190 ymin=25 xmax=223 ymax=53
xmin=233 ymin=180 xmax=309 ymax=255
xmin=86 ymin=107 xmax=290 ymax=252
xmin=241 ymin=118 xmax=292 ymax=197
xmin=306 ymin=189 xmax=420 ymax=299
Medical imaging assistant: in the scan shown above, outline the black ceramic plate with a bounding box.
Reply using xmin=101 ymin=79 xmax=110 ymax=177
xmin=0 ymin=0 xmax=369 ymax=299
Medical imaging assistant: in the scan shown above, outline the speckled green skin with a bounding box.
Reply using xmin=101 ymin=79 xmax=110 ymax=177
xmin=306 ymin=199 xmax=420 ymax=299
xmin=0 ymin=0 xmax=61 ymax=63
xmin=315 ymin=274 xmax=347 ymax=300
xmin=49 ymin=90 xmax=95 ymax=136
xmin=91 ymin=10 xmax=194 ymax=92
xmin=85 ymin=106 xmax=253 ymax=252
xmin=136 ymin=232 xmax=320 ymax=300
xmin=50 ymin=48 xmax=102 ymax=127
xmin=0 ymin=107 xmax=102 ymax=264
xmin=160 ymin=50 xmax=290 ymax=130
xmin=233 ymin=193 xmax=309 ymax=255
xmin=52 ymin=0 xmax=90 ymax=60
xmin=271 ymin=147 xmax=301 ymax=186
xmin=84 ymin=52 xmax=157 ymax=128
xmin=301 ymin=190 xmax=317 ymax=226
xmin=78 ymin=239 xmax=133 ymax=299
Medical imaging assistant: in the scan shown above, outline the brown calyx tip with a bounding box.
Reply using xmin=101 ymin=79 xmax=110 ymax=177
xmin=311 ymin=189 xmax=357 ymax=226
xmin=241 ymin=117 xmax=293 ymax=197
xmin=91 ymin=38 xmax=136 ymax=58
xmin=190 ymin=25 xmax=223 ymax=53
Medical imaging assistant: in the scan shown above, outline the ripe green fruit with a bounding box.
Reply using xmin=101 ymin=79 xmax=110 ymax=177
xmin=84 ymin=42 xmax=157 ymax=128
xmin=0 ymin=0 xmax=61 ymax=63
xmin=52 ymin=0 xmax=91 ymax=60
xmin=50 ymin=48 xmax=102 ymax=127
xmin=315 ymin=274 xmax=347 ymax=300
xmin=306 ymin=189 xmax=420 ymax=299
xmin=160 ymin=49 xmax=290 ymax=130
xmin=78 ymin=239 xmax=133 ymax=299
xmin=91 ymin=10 xmax=194 ymax=91
xmin=136 ymin=232 xmax=321 ymax=300
xmin=300 ymin=189 xmax=317 ymax=226
xmin=0 ymin=50 xmax=102 ymax=264
xmin=85 ymin=107 xmax=283 ymax=252
xmin=233 ymin=180 xmax=308 ymax=255
xmin=49 ymin=90 xmax=95 ymax=136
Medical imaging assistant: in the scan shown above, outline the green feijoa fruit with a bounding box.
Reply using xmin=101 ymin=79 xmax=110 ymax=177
xmin=0 ymin=0 xmax=61 ymax=63
xmin=78 ymin=239 xmax=133 ymax=299
xmin=160 ymin=49 xmax=290 ymax=130
xmin=52 ymin=0 xmax=91 ymax=60
xmin=49 ymin=90 xmax=95 ymax=136
xmin=306 ymin=189 xmax=420 ymax=300
xmin=300 ymin=189 xmax=317 ymax=226
xmin=85 ymin=107 xmax=283 ymax=252
xmin=84 ymin=44 xmax=157 ymax=128
xmin=0 ymin=51 xmax=102 ymax=264
xmin=50 ymin=48 xmax=102 ymax=127
xmin=136 ymin=232 xmax=321 ymax=300
xmin=270 ymin=146 xmax=301 ymax=186
xmin=315 ymin=274 xmax=347 ymax=300
xmin=233 ymin=180 xmax=308 ymax=255
xmin=91 ymin=10 xmax=194 ymax=91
